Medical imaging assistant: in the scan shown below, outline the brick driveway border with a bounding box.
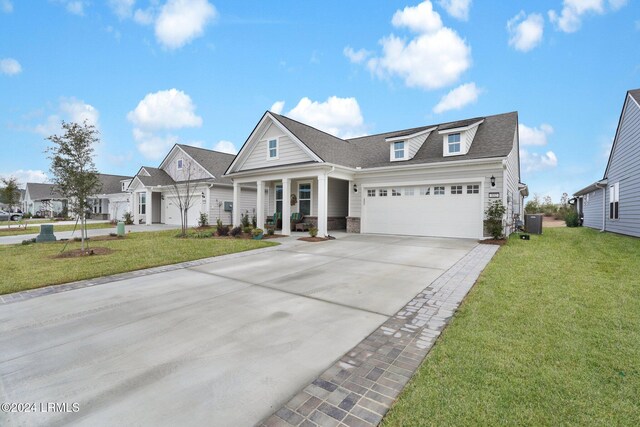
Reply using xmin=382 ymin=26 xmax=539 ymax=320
xmin=259 ymin=243 xmax=500 ymax=427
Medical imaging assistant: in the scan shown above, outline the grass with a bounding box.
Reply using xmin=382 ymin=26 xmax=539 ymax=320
xmin=0 ymin=219 xmax=50 ymax=226
xmin=0 ymin=222 xmax=113 ymax=236
xmin=382 ymin=227 xmax=640 ymax=426
xmin=0 ymin=229 xmax=278 ymax=294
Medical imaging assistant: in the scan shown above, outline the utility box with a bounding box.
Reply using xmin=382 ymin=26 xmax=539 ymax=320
xmin=36 ymin=224 xmax=57 ymax=242
xmin=525 ymin=214 xmax=543 ymax=235
xmin=224 ymin=201 xmax=233 ymax=212
xmin=116 ymin=221 xmax=125 ymax=237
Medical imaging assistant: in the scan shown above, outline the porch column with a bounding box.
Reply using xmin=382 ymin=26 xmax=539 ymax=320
xmin=132 ymin=192 xmax=138 ymax=224
xmin=232 ymin=181 xmax=241 ymax=227
xmin=256 ymin=180 xmax=265 ymax=228
xmin=282 ymin=178 xmax=291 ymax=235
xmin=317 ymin=174 xmax=328 ymax=237
xmin=145 ymin=189 xmax=152 ymax=225
xmin=348 ymin=180 xmax=353 ymax=217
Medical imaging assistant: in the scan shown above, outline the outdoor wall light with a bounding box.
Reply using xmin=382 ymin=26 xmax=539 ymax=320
xmin=490 ymin=175 xmax=496 ymax=187
xmin=201 ymin=192 xmax=206 ymax=199
xmin=353 ymin=184 xmax=358 ymax=193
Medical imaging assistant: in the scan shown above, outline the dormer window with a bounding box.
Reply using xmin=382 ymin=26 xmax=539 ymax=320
xmin=177 ymin=159 xmax=184 ymax=170
xmin=448 ymin=133 xmax=461 ymax=154
xmin=268 ymin=139 xmax=278 ymax=159
xmin=394 ymin=141 xmax=405 ymax=159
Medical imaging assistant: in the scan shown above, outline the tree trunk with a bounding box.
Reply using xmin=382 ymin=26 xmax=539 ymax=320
xmin=81 ymin=213 xmax=85 ymax=254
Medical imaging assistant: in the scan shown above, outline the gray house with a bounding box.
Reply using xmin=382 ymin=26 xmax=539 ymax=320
xmin=574 ymin=88 xmax=640 ymax=237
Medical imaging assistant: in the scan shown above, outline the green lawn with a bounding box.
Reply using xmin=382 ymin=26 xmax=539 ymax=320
xmin=383 ymin=227 xmax=640 ymax=426
xmin=0 ymin=219 xmax=50 ymax=226
xmin=0 ymin=222 xmax=113 ymax=236
xmin=1 ymin=230 xmax=278 ymax=294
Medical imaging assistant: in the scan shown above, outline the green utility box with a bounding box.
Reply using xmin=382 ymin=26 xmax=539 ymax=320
xmin=116 ymin=221 xmax=125 ymax=237
xmin=36 ymin=224 xmax=57 ymax=242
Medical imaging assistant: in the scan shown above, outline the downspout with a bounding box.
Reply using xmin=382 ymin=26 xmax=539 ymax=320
xmin=595 ymin=182 xmax=606 ymax=232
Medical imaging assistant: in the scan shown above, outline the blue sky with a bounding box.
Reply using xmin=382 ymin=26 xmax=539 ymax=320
xmin=1 ymin=0 xmax=639 ymax=202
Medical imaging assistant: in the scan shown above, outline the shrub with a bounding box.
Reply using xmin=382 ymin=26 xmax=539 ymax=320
xmin=198 ymin=213 xmax=209 ymax=228
xmin=23 ymin=212 xmax=32 ymax=219
xmin=565 ymin=210 xmax=580 ymax=227
xmin=123 ymin=212 xmax=134 ymax=225
xmin=230 ymin=226 xmax=242 ymax=237
xmin=485 ymin=200 xmax=506 ymax=239
xmin=309 ymin=227 xmax=318 ymax=238
xmin=242 ymin=226 xmax=252 ymax=234
xmin=252 ymin=228 xmax=264 ymax=237
xmin=216 ymin=218 xmax=229 ymax=236
xmin=109 ymin=232 xmax=117 ymax=237
xmin=266 ymin=226 xmax=275 ymax=236
xmin=241 ymin=212 xmax=250 ymax=228
xmin=252 ymin=214 xmax=257 ymax=228
xmin=21 ymin=238 xmax=35 ymax=245
xmin=193 ymin=231 xmax=213 ymax=238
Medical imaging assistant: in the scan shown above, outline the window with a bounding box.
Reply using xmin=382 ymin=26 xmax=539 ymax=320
xmin=448 ymin=133 xmax=461 ymax=154
xmin=434 ymin=186 xmax=445 ymax=195
xmin=391 ymin=189 xmax=402 ymax=197
xmin=367 ymin=189 xmax=376 ymax=197
xmin=177 ymin=159 xmax=183 ymax=170
xmin=419 ymin=187 xmax=430 ymax=196
xmin=379 ymin=189 xmax=388 ymax=197
xmin=609 ymin=183 xmax=619 ymax=220
xmin=404 ymin=187 xmax=414 ymax=196
xmin=121 ymin=182 xmax=126 ymax=191
xmin=299 ymin=183 xmax=311 ymax=215
xmin=275 ymin=184 xmax=283 ymax=213
xmin=138 ymin=192 xmax=146 ymax=215
xmin=467 ymin=184 xmax=479 ymax=194
xmin=268 ymin=139 xmax=278 ymax=159
xmin=394 ymin=141 xmax=405 ymax=159
xmin=451 ymin=185 xmax=462 ymax=194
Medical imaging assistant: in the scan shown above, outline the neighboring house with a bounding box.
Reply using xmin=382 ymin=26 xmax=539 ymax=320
xmin=225 ymin=111 xmax=527 ymax=239
xmin=128 ymin=144 xmax=256 ymax=226
xmin=23 ymin=183 xmax=67 ymax=217
xmin=574 ymin=89 xmax=640 ymax=237
xmin=23 ymin=174 xmax=132 ymax=220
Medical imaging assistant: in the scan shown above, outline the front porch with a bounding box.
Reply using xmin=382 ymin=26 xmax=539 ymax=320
xmin=231 ymin=168 xmax=355 ymax=236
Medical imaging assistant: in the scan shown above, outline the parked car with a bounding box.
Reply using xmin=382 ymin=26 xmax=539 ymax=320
xmin=0 ymin=210 xmax=23 ymax=221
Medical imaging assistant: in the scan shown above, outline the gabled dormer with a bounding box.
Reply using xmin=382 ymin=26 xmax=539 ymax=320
xmin=386 ymin=127 xmax=436 ymax=162
xmin=438 ymin=119 xmax=484 ymax=157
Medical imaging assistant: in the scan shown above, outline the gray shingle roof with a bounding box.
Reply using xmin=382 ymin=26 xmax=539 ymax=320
xmin=25 ymin=183 xmax=64 ymax=200
xmin=177 ymin=145 xmax=236 ymax=185
xmin=629 ymin=89 xmax=640 ymax=104
xmin=96 ymin=173 xmax=132 ymax=194
xmin=136 ymin=167 xmax=175 ymax=187
xmin=269 ymin=111 xmax=517 ymax=169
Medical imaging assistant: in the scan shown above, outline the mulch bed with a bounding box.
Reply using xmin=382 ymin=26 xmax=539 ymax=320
xmin=298 ymin=237 xmax=330 ymax=242
xmin=51 ymin=247 xmax=114 ymax=259
xmin=479 ymin=238 xmax=508 ymax=246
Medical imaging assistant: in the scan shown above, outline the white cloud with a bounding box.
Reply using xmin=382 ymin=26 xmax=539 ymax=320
xmin=520 ymin=149 xmax=558 ymax=173
xmin=433 ymin=82 xmax=481 ymax=113
xmin=34 ymin=97 xmax=99 ymax=136
xmin=0 ymin=58 xmax=22 ymax=75
xmin=392 ymin=1 xmax=443 ymax=33
xmin=128 ymin=88 xmax=203 ymax=159
xmin=213 ymin=140 xmax=237 ymax=154
xmin=362 ymin=1 xmax=471 ymax=90
xmin=285 ymin=96 xmax=366 ymax=139
xmin=155 ymin=0 xmax=217 ymax=50
xmin=108 ymin=0 xmax=135 ymax=19
xmin=438 ymin=0 xmax=472 ymax=21
xmin=133 ymin=8 xmax=155 ymax=25
xmin=0 ymin=170 xmax=48 ymax=186
xmin=127 ymin=89 xmax=202 ymax=130
xmin=507 ymin=12 xmax=544 ymax=52
xmin=133 ymin=129 xmax=179 ymax=160
xmin=270 ymin=101 xmax=285 ymax=114
xmin=549 ymin=0 xmax=626 ymax=33
xmin=343 ymin=46 xmax=371 ymax=64
xmin=65 ymin=1 xmax=85 ymax=15
xmin=519 ymin=123 xmax=554 ymax=146
xmin=1 ymin=0 xmax=12 ymax=13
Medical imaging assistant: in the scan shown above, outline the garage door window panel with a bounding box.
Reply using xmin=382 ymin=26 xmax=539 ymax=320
xmin=367 ymin=189 xmax=376 ymax=197
xmin=420 ymin=187 xmax=430 ymax=196
xmin=392 ymin=189 xmax=402 ymax=197
xmin=451 ymin=185 xmax=462 ymax=194
xmin=379 ymin=189 xmax=388 ymax=197
xmin=434 ymin=186 xmax=445 ymax=195
xmin=467 ymin=184 xmax=479 ymax=194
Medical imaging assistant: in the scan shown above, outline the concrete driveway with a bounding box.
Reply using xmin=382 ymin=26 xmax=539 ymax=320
xmin=0 ymin=234 xmax=477 ymax=427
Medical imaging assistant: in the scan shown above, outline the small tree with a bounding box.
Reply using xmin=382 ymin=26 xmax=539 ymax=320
xmin=168 ymin=158 xmax=201 ymax=237
xmin=47 ymin=120 xmax=101 ymax=254
xmin=1 ymin=177 xmax=20 ymax=228
xmin=485 ymin=200 xmax=506 ymax=239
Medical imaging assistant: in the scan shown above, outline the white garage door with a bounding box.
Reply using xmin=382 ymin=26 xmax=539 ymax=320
xmin=164 ymin=196 xmax=203 ymax=227
xmin=362 ymin=184 xmax=482 ymax=239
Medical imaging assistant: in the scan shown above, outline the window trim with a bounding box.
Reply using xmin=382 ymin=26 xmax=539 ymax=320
xmin=267 ymin=138 xmax=279 ymax=160
xmin=177 ymin=158 xmax=184 ymax=170
xmin=392 ymin=141 xmax=406 ymax=161
xmin=609 ymin=182 xmax=619 ymax=220
xmin=298 ymin=182 xmax=312 ymax=216
xmin=275 ymin=184 xmax=283 ymax=213
xmin=447 ymin=133 xmax=461 ymax=154
xmin=138 ymin=192 xmax=146 ymax=215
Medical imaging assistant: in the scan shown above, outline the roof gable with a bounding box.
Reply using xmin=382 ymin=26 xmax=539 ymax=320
xmin=604 ymin=89 xmax=640 ymax=178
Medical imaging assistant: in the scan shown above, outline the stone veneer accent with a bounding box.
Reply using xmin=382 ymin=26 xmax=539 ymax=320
xmin=346 ymin=217 xmax=360 ymax=233
xmin=304 ymin=216 xmax=347 ymax=231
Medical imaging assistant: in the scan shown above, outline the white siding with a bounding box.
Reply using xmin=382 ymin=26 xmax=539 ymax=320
xmin=464 ymin=125 xmax=479 ymax=153
xmin=209 ymin=185 xmax=256 ymax=225
xmin=163 ymin=147 xmax=211 ymax=182
xmin=504 ymin=129 xmax=521 ymax=234
xmin=239 ymin=123 xmax=313 ymax=171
